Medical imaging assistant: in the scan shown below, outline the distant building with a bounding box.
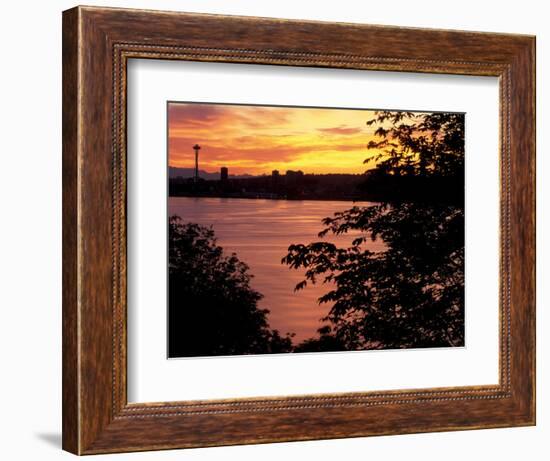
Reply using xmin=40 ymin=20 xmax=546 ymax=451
xmin=271 ymin=169 xmax=280 ymax=190
xmin=193 ymin=144 xmax=201 ymax=183
xmin=285 ymin=170 xmax=304 ymax=184
xmin=220 ymin=166 xmax=228 ymax=181
xmin=285 ymin=169 xmax=304 ymax=178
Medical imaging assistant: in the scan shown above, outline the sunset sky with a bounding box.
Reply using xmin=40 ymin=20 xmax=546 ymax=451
xmin=168 ymin=102 xmax=384 ymax=176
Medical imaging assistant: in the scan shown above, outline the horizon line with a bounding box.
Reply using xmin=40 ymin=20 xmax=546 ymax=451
xmin=168 ymin=166 xmax=367 ymax=177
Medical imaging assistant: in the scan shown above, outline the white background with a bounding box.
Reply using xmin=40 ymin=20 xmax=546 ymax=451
xmin=0 ymin=0 xmax=546 ymax=460
xmin=128 ymin=60 xmax=499 ymax=402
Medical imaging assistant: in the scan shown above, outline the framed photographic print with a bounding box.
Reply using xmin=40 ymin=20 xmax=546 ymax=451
xmin=62 ymin=6 xmax=535 ymax=455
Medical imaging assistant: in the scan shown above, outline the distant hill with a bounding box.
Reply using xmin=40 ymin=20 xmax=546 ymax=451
xmin=169 ymin=167 xmax=219 ymax=180
xmin=169 ymin=167 xmax=255 ymax=180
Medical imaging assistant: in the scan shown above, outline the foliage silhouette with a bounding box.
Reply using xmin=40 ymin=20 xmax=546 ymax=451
xmin=284 ymin=111 xmax=465 ymax=350
xmin=168 ymin=216 xmax=293 ymax=357
xmin=292 ymin=325 xmax=347 ymax=353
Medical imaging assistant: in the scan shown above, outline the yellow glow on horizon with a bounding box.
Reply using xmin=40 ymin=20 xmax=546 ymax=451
xmin=168 ymin=103 xmax=385 ymax=175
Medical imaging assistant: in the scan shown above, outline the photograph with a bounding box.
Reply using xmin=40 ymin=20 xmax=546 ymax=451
xmin=167 ymin=102 xmax=466 ymax=358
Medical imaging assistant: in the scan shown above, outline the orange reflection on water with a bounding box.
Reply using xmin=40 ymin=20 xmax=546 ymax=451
xmin=169 ymin=197 xmax=385 ymax=342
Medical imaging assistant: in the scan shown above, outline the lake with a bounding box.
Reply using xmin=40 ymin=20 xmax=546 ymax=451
xmin=168 ymin=197 xmax=383 ymax=342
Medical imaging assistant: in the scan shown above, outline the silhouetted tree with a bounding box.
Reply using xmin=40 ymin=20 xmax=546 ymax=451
xmin=283 ymin=111 xmax=465 ymax=350
xmin=366 ymin=111 xmax=464 ymax=179
xmin=169 ymin=216 xmax=293 ymax=357
xmin=293 ymin=326 xmax=347 ymax=353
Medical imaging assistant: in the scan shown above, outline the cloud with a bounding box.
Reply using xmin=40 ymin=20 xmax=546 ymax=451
xmin=168 ymin=103 xmax=225 ymax=124
xmin=169 ymin=136 xmax=311 ymax=165
xmin=169 ymin=135 xmax=367 ymax=168
xmin=167 ymin=102 xmax=376 ymax=174
xmin=318 ymin=125 xmax=363 ymax=135
xmin=168 ymin=103 xmax=293 ymax=133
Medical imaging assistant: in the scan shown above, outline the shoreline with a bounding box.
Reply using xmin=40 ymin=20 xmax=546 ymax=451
xmin=168 ymin=194 xmax=372 ymax=203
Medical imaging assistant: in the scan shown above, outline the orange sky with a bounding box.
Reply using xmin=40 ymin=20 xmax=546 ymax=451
xmin=168 ymin=102 xmax=382 ymax=176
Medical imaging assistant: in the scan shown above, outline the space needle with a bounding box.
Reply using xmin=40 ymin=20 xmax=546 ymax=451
xmin=193 ymin=144 xmax=201 ymax=183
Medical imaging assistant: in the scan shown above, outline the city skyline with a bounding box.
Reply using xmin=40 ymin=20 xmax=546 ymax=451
xmin=169 ymin=164 xmax=362 ymax=179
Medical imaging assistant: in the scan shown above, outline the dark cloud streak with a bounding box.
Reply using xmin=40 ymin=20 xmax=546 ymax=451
xmin=318 ymin=125 xmax=363 ymax=135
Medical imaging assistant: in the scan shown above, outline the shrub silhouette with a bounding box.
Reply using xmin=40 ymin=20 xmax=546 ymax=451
xmin=168 ymin=217 xmax=293 ymax=357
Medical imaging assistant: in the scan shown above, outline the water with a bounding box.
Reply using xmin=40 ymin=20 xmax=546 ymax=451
xmin=169 ymin=197 xmax=384 ymax=342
